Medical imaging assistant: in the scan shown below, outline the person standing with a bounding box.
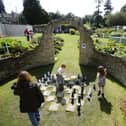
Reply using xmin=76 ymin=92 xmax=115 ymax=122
xmin=97 ymin=65 xmax=107 ymax=97
xmin=56 ymin=64 xmax=66 ymax=103
xmin=11 ymin=71 xmax=44 ymax=126
xmin=24 ymin=28 xmax=30 ymax=41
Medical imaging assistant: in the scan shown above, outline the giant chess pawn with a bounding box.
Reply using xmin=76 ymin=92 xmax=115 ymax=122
xmin=47 ymin=77 xmax=50 ymax=84
xmin=82 ymin=76 xmax=87 ymax=83
xmin=47 ymin=71 xmax=51 ymax=78
xmin=51 ymin=75 xmax=55 ymax=83
xmin=81 ymin=86 xmax=84 ymax=99
xmin=44 ymin=74 xmax=47 ymax=82
xmin=93 ymin=84 xmax=96 ymax=91
xmin=73 ymin=88 xmax=76 ymax=94
xmin=78 ymin=95 xmax=81 ymax=105
xmin=37 ymin=79 xmax=41 ymax=87
xmin=41 ymin=77 xmax=44 ymax=83
xmin=77 ymin=96 xmax=81 ymax=116
xmin=71 ymin=92 xmax=74 ymax=105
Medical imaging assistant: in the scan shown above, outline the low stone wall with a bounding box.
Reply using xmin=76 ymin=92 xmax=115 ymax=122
xmin=0 ymin=36 xmax=55 ymax=82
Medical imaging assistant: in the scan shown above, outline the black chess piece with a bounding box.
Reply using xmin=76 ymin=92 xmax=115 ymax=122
xmin=93 ymin=84 xmax=96 ymax=91
xmin=82 ymin=76 xmax=87 ymax=82
xmin=78 ymin=96 xmax=81 ymax=105
xmin=77 ymin=96 xmax=81 ymax=116
xmin=77 ymin=74 xmax=81 ymax=80
xmin=71 ymin=92 xmax=74 ymax=105
xmin=51 ymin=75 xmax=55 ymax=83
xmin=77 ymin=103 xmax=81 ymax=116
xmin=73 ymin=88 xmax=76 ymax=94
xmin=81 ymin=86 xmax=84 ymax=99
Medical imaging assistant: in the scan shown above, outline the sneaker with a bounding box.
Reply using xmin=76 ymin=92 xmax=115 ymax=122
xmin=37 ymin=118 xmax=40 ymax=122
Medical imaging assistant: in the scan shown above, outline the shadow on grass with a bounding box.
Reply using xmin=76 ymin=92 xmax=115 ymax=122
xmin=0 ymin=64 xmax=54 ymax=86
xmin=0 ymin=75 xmax=17 ymax=86
xmin=98 ymin=97 xmax=112 ymax=114
xmin=29 ymin=64 xmax=54 ymax=80
xmin=80 ymin=65 xmax=97 ymax=84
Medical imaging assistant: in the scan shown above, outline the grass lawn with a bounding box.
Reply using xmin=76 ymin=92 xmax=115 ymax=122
xmin=0 ymin=34 xmax=126 ymax=126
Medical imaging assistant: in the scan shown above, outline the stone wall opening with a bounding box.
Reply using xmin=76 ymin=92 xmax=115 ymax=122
xmin=40 ymin=18 xmax=95 ymax=65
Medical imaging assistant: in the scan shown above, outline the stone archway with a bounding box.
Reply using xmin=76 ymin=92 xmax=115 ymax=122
xmin=39 ymin=18 xmax=95 ymax=65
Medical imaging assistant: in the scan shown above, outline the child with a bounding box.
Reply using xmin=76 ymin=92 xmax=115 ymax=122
xmin=97 ymin=65 xmax=107 ymax=97
xmin=56 ymin=64 xmax=66 ymax=103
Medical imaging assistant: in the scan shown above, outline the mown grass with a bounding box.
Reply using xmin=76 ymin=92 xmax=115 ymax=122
xmin=0 ymin=34 xmax=126 ymax=126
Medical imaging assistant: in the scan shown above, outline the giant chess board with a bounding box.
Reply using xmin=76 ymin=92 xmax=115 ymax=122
xmin=37 ymin=72 xmax=97 ymax=116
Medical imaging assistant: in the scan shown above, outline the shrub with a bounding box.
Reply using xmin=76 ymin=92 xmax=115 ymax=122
xmin=69 ymin=28 xmax=76 ymax=35
xmin=95 ymin=28 xmax=113 ymax=37
xmin=0 ymin=38 xmax=35 ymax=57
xmin=110 ymin=32 xmax=122 ymax=37
xmin=53 ymin=36 xmax=64 ymax=55
xmin=122 ymin=32 xmax=126 ymax=37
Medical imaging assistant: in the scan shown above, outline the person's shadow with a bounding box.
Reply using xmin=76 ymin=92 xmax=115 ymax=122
xmin=98 ymin=97 xmax=112 ymax=114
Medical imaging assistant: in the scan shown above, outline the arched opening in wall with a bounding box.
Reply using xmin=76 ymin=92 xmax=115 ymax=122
xmin=44 ymin=20 xmax=97 ymax=82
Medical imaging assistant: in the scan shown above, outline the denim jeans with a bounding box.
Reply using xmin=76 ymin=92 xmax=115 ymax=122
xmin=28 ymin=110 xmax=40 ymax=126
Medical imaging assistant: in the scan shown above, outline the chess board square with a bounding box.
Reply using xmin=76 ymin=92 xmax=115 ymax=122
xmin=40 ymin=86 xmax=47 ymax=91
xmin=46 ymin=96 xmax=55 ymax=102
xmin=73 ymin=85 xmax=80 ymax=90
xmin=48 ymin=102 xmax=59 ymax=111
xmin=65 ymin=88 xmax=72 ymax=94
xmin=70 ymin=75 xmax=77 ymax=79
xmin=43 ymin=90 xmax=51 ymax=96
xmin=64 ymin=97 xmax=70 ymax=104
xmin=64 ymin=77 xmax=70 ymax=81
xmin=66 ymin=104 xmax=76 ymax=112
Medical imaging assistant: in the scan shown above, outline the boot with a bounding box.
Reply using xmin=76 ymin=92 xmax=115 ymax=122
xmin=102 ymin=93 xmax=104 ymax=98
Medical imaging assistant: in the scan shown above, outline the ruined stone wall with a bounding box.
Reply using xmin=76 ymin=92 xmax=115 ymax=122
xmin=1 ymin=18 xmax=126 ymax=86
xmin=89 ymin=51 xmax=126 ymax=86
xmin=0 ymin=37 xmax=54 ymax=82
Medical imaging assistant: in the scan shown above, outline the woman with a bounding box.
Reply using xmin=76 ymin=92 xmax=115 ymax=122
xmin=11 ymin=71 xmax=44 ymax=126
xmin=97 ymin=65 xmax=107 ymax=97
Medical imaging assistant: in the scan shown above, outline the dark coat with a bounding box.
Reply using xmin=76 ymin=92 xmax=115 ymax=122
xmin=11 ymin=82 xmax=44 ymax=113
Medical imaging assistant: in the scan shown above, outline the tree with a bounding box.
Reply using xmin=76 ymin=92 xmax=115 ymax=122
xmin=104 ymin=0 xmax=113 ymax=16
xmin=95 ymin=0 xmax=104 ymax=15
xmin=120 ymin=4 xmax=126 ymax=13
xmin=94 ymin=0 xmax=104 ymax=28
xmin=106 ymin=12 xmax=126 ymax=26
xmin=23 ymin=0 xmax=50 ymax=25
xmin=0 ymin=0 xmax=6 ymax=13
xmin=93 ymin=11 xmax=104 ymax=28
xmin=49 ymin=11 xmax=63 ymax=20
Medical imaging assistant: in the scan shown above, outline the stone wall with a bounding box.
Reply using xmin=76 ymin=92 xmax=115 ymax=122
xmin=1 ymin=18 xmax=126 ymax=86
xmin=0 ymin=36 xmax=54 ymax=82
xmin=89 ymin=51 xmax=126 ymax=86
xmin=0 ymin=23 xmax=32 ymax=36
